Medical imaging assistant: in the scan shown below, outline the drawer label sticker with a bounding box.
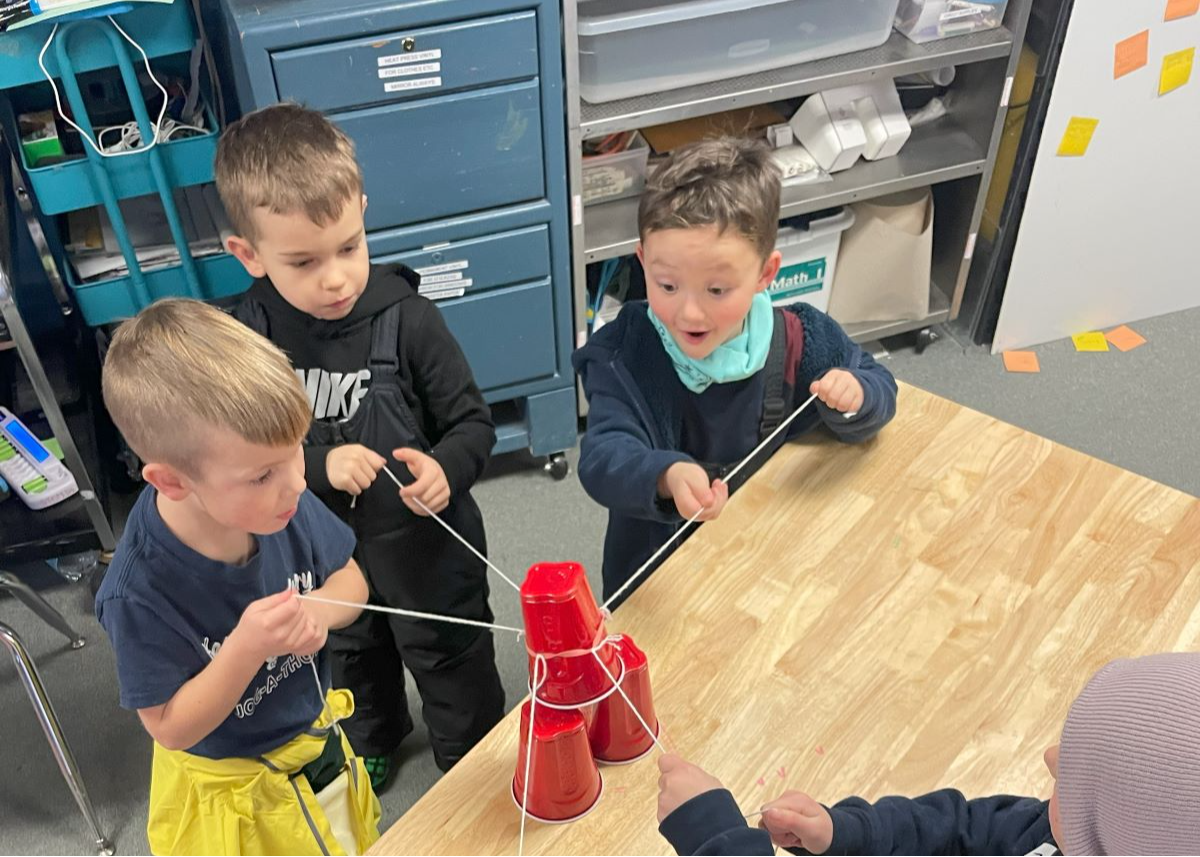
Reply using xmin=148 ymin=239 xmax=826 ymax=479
xmin=379 ymin=49 xmax=442 ymax=66
xmin=420 ymin=279 xmax=472 ymax=294
xmin=384 ymin=76 xmax=442 ymax=93
xmin=415 ymin=260 xmax=469 ymax=276
xmin=420 ymin=286 xmax=467 ymax=301
xmin=421 ymin=271 xmax=465 ymax=285
xmin=379 ymin=62 xmax=441 ymax=79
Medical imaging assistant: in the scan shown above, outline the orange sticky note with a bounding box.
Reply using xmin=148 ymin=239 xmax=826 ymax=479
xmin=1105 ymin=325 xmax=1147 ymax=352
xmin=1058 ymin=117 xmax=1099 ymax=156
xmin=1166 ymin=0 xmax=1200 ymax=21
xmin=1160 ymin=47 xmax=1195 ymax=95
xmin=1115 ymin=31 xmax=1150 ymax=78
xmin=1072 ymin=332 xmax=1110 ymax=352
xmin=1003 ymin=351 xmax=1040 ymax=373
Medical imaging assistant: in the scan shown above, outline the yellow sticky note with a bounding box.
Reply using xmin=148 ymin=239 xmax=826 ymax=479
xmin=1057 ymin=117 xmax=1099 ymax=157
xmin=1166 ymin=0 xmax=1200 ymax=21
xmin=1003 ymin=351 xmax=1040 ymax=374
xmin=1105 ymin=325 xmax=1147 ymax=352
xmin=1159 ymin=47 xmax=1195 ymax=95
xmin=1115 ymin=31 xmax=1150 ymax=79
xmin=1072 ymin=332 xmax=1110 ymax=352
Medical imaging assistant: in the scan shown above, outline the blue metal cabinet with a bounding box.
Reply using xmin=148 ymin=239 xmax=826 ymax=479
xmin=342 ymin=83 xmax=546 ymax=231
xmin=210 ymin=0 xmax=577 ymax=463
xmin=270 ymin=12 xmax=540 ymax=111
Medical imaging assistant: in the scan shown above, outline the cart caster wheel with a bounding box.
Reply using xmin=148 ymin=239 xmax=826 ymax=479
xmin=914 ymin=327 xmax=938 ymax=355
xmin=544 ymin=453 xmax=570 ymax=481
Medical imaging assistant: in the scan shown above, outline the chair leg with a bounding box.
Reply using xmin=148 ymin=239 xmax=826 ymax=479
xmin=0 ymin=620 xmax=113 ymax=855
xmin=0 ymin=571 xmax=86 ymax=649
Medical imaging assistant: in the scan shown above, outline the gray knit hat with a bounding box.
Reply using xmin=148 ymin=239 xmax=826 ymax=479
xmin=1058 ymin=652 xmax=1200 ymax=854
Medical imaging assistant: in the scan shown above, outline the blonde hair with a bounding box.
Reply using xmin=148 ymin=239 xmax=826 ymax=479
xmin=638 ymin=137 xmax=781 ymax=258
xmin=102 ymin=299 xmax=311 ymax=474
xmin=214 ymin=102 xmax=362 ymax=242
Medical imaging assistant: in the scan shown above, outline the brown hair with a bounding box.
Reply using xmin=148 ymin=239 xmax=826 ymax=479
xmin=638 ymin=137 xmax=781 ymax=258
xmin=214 ymin=102 xmax=362 ymax=242
xmin=102 ymin=298 xmax=311 ymax=474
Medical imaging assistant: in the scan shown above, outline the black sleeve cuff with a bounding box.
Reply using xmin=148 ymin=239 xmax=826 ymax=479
xmin=660 ymin=789 xmax=760 ymax=856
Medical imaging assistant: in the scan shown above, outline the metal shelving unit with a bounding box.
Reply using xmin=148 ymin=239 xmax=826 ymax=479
xmin=583 ymin=118 xmax=988 ymax=263
xmin=564 ymin=2 xmax=1035 ymax=357
xmin=579 ymin=27 xmax=1014 ymax=137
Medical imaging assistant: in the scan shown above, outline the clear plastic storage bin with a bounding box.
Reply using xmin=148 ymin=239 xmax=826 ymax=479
xmin=582 ymin=134 xmax=651 ymax=205
xmin=577 ymin=0 xmax=902 ymax=104
xmin=895 ymin=0 xmax=1008 ymax=44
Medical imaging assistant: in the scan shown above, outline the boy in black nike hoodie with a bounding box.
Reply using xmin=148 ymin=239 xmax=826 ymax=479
xmin=217 ymin=103 xmax=504 ymax=788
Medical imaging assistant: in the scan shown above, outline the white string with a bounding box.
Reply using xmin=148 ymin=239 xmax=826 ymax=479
xmin=720 ymin=392 xmax=819 ymax=486
xmin=38 ymin=17 xmax=171 ymax=159
xmin=307 ymin=656 xmax=340 ymax=735
xmin=296 ymin=592 xmax=525 ymax=636
xmin=601 ymin=393 xmax=820 ymax=611
xmin=524 ymin=637 xmax=626 ymax=709
xmin=518 ymin=655 xmax=546 ymax=857
xmin=286 ymin=575 xmax=341 ymax=732
xmin=379 ymin=464 xmax=522 ymax=592
xmin=591 ymin=650 xmax=666 ymax=754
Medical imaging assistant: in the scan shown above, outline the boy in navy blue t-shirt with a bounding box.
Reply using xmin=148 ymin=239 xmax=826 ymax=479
xmin=96 ymin=298 xmax=379 ymax=855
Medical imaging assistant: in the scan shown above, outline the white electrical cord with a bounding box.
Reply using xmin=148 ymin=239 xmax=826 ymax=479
xmin=95 ymin=118 xmax=207 ymax=153
xmin=37 ymin=15 xmax=171 ymax=159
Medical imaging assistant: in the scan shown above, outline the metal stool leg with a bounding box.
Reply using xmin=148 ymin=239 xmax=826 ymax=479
xmin=0 ymin=621 xmax=113 ymax=855
xmin=0 ymin=572 xmax=85 ymax=649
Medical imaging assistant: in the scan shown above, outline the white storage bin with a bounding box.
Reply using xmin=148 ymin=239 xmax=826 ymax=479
xmin=582 ymin=135 xmax=651 ymax=205
xmin=577 ymin=0 xmax=902 ymax=104
xmin=766 ymin=208 xmax=855 ymax=313
xmin=895 ymin=0 xmax=1008 ymax=44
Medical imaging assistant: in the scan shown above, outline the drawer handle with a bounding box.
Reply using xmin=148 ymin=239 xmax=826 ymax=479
xmin=403 ymin=36 xmax=416 ymax=52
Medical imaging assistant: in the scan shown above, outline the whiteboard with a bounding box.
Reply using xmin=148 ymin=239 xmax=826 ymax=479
xmin=992 ymin=4 xmax=1200 ymax=353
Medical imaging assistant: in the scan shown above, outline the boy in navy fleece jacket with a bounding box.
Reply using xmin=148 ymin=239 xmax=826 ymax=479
xmin=572 ymin=138 xmax=897 ymax=604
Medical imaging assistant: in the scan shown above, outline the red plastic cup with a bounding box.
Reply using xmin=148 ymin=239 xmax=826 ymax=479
xmin=522 ymin=562 xmax=623 ymax=706
xmin=512 ymin=701 xmax=604 ymax=823
xmin=588 ymin=635 xmax=660 ymax=763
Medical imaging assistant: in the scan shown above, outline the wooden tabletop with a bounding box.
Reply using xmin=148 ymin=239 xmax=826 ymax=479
xmin=371 ymin=382 xmax=1200 ymax=856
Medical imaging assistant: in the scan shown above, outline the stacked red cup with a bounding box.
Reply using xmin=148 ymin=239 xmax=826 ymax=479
xmin=513 ymin=562 xmax=660 ymax=823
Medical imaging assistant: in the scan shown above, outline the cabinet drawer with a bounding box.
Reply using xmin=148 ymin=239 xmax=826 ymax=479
xmin=374 ymin=224 xmax=550 ymax=300
xmin=340 ymin=81 xmax=545 ymax=231
xmin=438 ymin=281 xmax=556 ymax=392
xmin=271 ymin=12 xmax=539 ymax=113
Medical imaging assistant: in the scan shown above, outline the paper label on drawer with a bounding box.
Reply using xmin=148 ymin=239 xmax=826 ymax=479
xmin=420 ymin=279 xmax=472 ymax=293
xmin=378 ymin=49 xmax=442 ymax=66
xmin=415 ymin=260 xmax=469 ymax=276
xmin=421 ymin=286 xmax=467 ymax=301
xmin=379 ymin=62 xmax=441 ymax=79
xmin=384 ymin=76 xmax=442 ymax=93
xmin=421 ymin=271 xmax=464 ymax=285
